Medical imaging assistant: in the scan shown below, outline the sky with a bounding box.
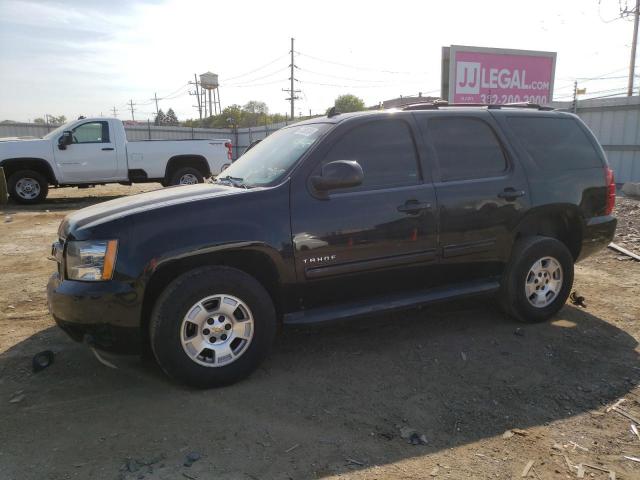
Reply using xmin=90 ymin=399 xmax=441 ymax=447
xmin=0 ymin=0 xmax=638 ymax=122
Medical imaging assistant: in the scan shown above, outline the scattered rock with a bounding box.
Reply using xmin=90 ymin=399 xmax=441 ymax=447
xmin=9 ymin=394 xmax=25 ymax=404
xmin=4 ymin=215 xmax=12 ymax=223
xmin=32 ymin=350 xmax=54 ymax=373
xmin=502 ymin=430 xmax=514 ymax=439
xmin=125 ymin=458 xmax=141 ymax=473
xmin=399 ymin=426 xmax=428 ymax=445
xmin=183 ymin=451 xmax=201 ymax=467
xmin=514 ymin=327 xmax=525 ymax=336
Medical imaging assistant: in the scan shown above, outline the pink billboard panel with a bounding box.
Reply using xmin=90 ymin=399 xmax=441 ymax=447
xmin=449 ymin=46 xmax=556 ymax=104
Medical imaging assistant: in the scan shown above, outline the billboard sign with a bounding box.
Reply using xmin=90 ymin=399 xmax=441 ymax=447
xmin=443 ymin=45 xmax=556 ymax=104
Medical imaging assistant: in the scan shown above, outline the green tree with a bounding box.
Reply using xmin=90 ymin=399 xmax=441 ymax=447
xmin=165 ymin=108 xmax=179 ymax=126
xmin=154 ymin=109 xmax=166 ymax=126
xmin=243 ymin=100 xmax=268 ymax=115
xmin=34 ymin=118 xmax=45 ymax=124
xmin=331 ymin=94 xmax=365 ymax=113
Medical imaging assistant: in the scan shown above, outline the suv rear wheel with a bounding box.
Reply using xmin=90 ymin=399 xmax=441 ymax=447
xmin=500 ymin=235 xmax=574 ymax=323
xmin=8 ymin=169 xmax=49 ymax=204
xmin=150 ymin=266 xmax=277 ymax=388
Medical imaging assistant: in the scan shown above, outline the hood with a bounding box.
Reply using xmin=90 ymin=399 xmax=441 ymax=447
xmin=0 ymin=138 xmax=51 ymax=160
xmin=59 ymin=183 xmax=251 ymax=238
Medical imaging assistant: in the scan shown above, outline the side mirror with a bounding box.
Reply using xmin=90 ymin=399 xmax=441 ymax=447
xmin=58 ymin=131 xmax=73 ymax=150
xmin=311 ymin=160 xmax=364 ymax=192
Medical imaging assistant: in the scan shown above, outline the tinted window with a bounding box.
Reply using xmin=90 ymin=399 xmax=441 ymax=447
xmin=321 ymin=120 xmax=419 ymax=189
xmin=72 ymin=122 xmax=109 ymax=143
xmin=507 ymin=117 xmax=603 ymax=170
xmin=427 ymin=117 xmax=507 ymax=181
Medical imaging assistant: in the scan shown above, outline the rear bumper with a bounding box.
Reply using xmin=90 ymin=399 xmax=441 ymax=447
xmin=47 ymin=273 xmax=143 ymax=354
xmin=577 ymin=215 xmax=617 ymax=262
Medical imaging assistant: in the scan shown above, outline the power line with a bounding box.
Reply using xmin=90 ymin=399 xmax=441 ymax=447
xmin=226 ymin=67 xmax=290 ymax=86
xmin=221 ymin=53 xmax=289 ymax=82
xmin=296 ymin=51 xmax=429 ymax=75
xmin=227 ymin=78 xmax=289 ymax=88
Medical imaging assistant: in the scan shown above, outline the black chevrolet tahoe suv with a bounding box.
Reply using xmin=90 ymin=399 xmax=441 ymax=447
xmin=47 ymin=104 xmax=617 ymax=387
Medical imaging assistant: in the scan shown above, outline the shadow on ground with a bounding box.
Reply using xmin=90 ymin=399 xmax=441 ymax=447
xmin=2 ymin=195 xmax=131 ymax=213
xmin=0 ymin=301 xmax=638 ymax=479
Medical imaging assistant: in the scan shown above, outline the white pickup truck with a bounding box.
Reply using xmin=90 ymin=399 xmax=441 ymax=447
xmin=0 ymin=117 xmax=232 ymax=204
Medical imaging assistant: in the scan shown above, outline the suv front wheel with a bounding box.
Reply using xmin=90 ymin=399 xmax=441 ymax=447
xmin=500 ymin=235 xmax=574 ymax=323
xmin=150 ymin=266 xmax=277 ymax=388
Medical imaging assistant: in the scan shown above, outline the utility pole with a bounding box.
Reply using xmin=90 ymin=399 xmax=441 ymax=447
xmin=571 ymin=81 xmax=578 ymax=114
xmin=189 ymin=74 xmax=203 ymax=121
xmin=628 ymin=0 xmax=639 ymax=96
xmin=282 ymin=37 xmax=300 ymax=120
xmin=151 ymin=92 xmax=160 ymax=116
xmin=111 ymin=106 xmax=118 ymax=117
xmin=128 ymin=100 xmax=136 ymax=121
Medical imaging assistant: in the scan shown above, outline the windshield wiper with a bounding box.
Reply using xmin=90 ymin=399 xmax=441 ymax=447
xmin=216 ymin=175 xmax=250 ymax=189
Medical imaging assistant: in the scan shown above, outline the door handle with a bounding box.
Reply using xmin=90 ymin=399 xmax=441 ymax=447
xmin=101 ymin=147 xmax=114 ymax=151
xmin=398 ymin=200 xmax=432 ymax=214
xmin=497 ymin=188 xmax=525 ymax=201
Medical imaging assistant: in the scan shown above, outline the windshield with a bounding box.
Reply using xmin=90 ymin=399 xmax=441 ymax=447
xmin=219 ymin=123 xmax=330 ymax=187
xmin=43 ymin=121 xmax=76 ymax=140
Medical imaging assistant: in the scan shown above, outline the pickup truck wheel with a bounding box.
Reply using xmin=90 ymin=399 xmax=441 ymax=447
xmin=8 ymin=170 xmax=48 ymax=204
xmin=150 ymin=266 xmax=277 ymax=388
xmin=170 ymin=167 xmax=204 ymax=186
xmin=500 ymin=235 xmax=574 ymax=323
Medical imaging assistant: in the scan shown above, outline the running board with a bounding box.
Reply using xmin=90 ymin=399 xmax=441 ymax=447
xmin=283 ymin=279 xmax=501 ymax=326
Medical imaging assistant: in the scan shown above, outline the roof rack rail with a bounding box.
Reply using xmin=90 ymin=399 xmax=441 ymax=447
xmin=401 ymin=101 xmax=554 ymax=111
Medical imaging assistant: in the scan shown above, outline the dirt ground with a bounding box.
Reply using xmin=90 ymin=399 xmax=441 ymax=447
xmin=0 ymin=185 xmax=639 ymax=480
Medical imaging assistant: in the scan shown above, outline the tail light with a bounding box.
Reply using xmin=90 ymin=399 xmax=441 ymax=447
xmin=605 ymin=166 xmax=615 ymax=215
xmin=224 ymin=142 xmax=233 ymax=161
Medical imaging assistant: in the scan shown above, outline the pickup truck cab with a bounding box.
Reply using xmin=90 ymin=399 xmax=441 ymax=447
xmin=47 ymin=104 xmax=617 ymax=388
xmin=0 ymin=117 xmax=232 ymax=203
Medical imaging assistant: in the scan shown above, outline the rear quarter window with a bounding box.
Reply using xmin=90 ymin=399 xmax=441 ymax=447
xmin=506 ymin=116 xmax=603 ymax=170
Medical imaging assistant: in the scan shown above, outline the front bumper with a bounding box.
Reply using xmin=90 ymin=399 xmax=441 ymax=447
xmin=577 ymin=215 xmax=617 ymax=262
xmin=47 ymin=273 xmax=143 ymax=354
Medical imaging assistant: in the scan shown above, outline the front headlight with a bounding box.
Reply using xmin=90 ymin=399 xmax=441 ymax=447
xmin=66 ymin=240 xmax=118 ymax=281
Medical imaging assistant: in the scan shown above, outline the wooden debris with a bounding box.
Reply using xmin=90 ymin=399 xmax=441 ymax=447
xmin=623 ymin=455 xmax=640 ymax=463
xmin=511 ymin=428 xmax=529 ymax=436
xmin=608 ymin=242 xmax=640 ymax=261
xmin=521 ymin=460 xmax=534 ymax=477
xmin=606 ymin=398 xmax=626 ymax=412
xmin=576 ymin=464 xmax=585 ymax=478
xmin=285 ymin=443 xmax=299 ymax=453
xmin=631 ymin=424 xmax=640 ymax=441
xmin=611 ymin=406 xmax=640 ymax=424
xmin=346 ymin=458 xmax=364 ymax=466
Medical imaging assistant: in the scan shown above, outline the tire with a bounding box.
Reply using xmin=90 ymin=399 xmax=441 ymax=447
xmin=500 ymin=235 xmax=574 ymax=323
xmin=7 ymin=170 xmax=49 ymax=204
xmin=150 ymin=266 xmax=277 ymax=388
xmin=169 ymin=167 xmax=204 ymax=186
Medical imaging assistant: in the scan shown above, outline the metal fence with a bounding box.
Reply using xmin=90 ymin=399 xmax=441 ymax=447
xmin=551 ymin=96 xmax=640 ymax=184
xmin=2 ymin=97 xmax=639 ymax=180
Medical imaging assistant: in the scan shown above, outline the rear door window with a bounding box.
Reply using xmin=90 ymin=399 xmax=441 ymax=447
xmin=506 ymin=116 xmax=603 ymax=170
xmin=320 ymin=119 xmax=421 ymax=190
xmin=424 ymin=117 xmax=507 ymax=181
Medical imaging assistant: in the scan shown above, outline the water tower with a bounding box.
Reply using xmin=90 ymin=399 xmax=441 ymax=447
xmin=199 ymin=72 xmax=222 ymax=117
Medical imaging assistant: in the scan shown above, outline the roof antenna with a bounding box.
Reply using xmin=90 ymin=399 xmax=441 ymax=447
xmin=327 ymin=106 xmax=340 ymax=118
